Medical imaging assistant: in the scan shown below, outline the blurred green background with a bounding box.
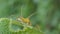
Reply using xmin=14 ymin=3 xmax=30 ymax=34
xmin=0 ymin=0 xmax=60 ymax=34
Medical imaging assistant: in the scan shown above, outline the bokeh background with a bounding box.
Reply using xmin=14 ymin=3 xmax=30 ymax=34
xmin=0 ymin=0 xmax=60 ymax=34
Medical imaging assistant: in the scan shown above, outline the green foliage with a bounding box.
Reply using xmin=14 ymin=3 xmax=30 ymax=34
xmin=0 ymin=18 xmax=43 ymax=34
xmin=0 ymin=0 xmax=60 ymax=34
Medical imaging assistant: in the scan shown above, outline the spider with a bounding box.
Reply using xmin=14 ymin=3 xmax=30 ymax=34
xmin=17 ymin=6 xmax=36 ymax=26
